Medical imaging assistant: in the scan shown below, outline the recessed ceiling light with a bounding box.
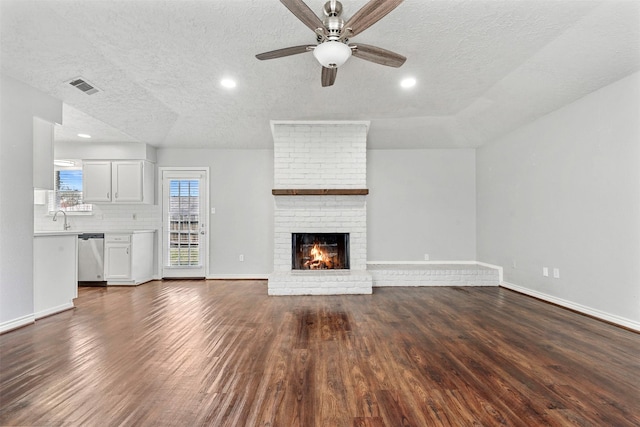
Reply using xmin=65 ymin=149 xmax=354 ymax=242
xmin=400 ymin=77 xmax=417 ymax=89
xmin=77 ymin=133 xmax=91 ymax=138
xmin=221 ymin=78 xmax=237 ymax=89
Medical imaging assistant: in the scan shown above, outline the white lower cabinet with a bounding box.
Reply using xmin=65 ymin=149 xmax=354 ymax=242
xmin=104 ymin=232 xmax=154 ymax=285
xmin=105 ymin=241 xmax=131 ymax=280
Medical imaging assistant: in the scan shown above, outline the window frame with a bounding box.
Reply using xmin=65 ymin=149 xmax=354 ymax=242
xmin=48 ymin=161 xmax=93 ymax=215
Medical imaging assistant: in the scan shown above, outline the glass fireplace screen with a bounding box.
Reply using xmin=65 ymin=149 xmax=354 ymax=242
xmin=292 ymin=233 xmax=350 ymax=270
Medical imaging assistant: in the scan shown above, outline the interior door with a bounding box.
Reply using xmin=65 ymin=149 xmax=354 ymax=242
xmin=161 ymin=169 xmax=208 ymax=278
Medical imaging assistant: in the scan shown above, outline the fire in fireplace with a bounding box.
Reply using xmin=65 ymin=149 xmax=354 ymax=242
xmin=292 ymin=233 xmax=350 ymax=270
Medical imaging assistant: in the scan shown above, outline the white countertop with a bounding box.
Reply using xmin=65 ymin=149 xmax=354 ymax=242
xmin=105 ymin=230 xmax=157 ymax=234
xmin=34 ymin=229 xmax=157 ymax=237
xmin=34 ymin=231 xmax=81 ymax=237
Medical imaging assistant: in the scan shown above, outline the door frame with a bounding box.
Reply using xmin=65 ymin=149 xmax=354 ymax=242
xmin=158 ymin=167 xmax=210 ymax=279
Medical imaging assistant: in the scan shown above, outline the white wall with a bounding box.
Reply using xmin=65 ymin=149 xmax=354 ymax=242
xmin=1 ymin=74 xmax=62 ymax=330
xmin=156 ymin=149 xmax=274 ymax=277
xmin=367 ymin=149 xmax=477 ymax=261
xmin=477 ymin=71 xmax=640 ymax=327
xmin=157 ymin=147 xmax=477 ymax=276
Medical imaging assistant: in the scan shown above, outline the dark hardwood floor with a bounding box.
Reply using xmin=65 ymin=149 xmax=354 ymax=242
xmin=1 ymin=281 xmax=638 ymax=426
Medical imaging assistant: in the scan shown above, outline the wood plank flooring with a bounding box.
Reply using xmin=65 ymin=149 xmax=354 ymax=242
xmin=1 ymin=281 xmax=639 ymax=426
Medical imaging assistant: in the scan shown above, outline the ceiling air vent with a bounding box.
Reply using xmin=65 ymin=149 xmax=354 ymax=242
xmin=68 ymin=77 xmax=100 ymax=95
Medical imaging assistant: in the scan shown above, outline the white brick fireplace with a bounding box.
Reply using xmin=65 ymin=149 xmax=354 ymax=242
xmin=268 ymin=121 xmax=373 ymax=295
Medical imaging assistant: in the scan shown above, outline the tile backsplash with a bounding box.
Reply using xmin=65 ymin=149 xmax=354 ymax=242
xmin=34 ymin=202 xmax=162 ymax=232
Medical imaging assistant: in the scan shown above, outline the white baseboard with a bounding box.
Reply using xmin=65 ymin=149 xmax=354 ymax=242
xmin=34 ymin=302 xmax=74 ymax=320
xmin=1 ymin=313 xmax=35 ymax=334
xmin=501 ymin=281 xmax=640 ymax=332
xmin=367 ymin=260 xmax=478 ymax=265
xmin=207 ymin=274 xmax=269 ymax=280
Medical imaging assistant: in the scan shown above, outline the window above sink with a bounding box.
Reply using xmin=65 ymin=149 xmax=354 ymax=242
xmin=48 ymin=159 xmax=92 ymax=214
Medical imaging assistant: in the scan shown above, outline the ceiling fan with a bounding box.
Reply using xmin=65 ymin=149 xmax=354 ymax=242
xmin=256 ymin=0 xmax=406 ymax=87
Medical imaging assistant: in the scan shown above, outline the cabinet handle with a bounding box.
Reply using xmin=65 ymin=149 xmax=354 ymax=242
xmin=107 ymin=192 xmax=110 ymax=199
xmin=126 ymin=248 xmax=129 ymax=255
xmin=115 ymin=192 xmax=118 ymax=199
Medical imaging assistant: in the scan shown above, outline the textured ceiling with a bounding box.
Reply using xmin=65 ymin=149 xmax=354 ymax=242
xmin=1 ymin=0 xmax=639 ymax=149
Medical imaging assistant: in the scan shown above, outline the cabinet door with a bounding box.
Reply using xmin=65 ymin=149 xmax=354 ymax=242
xmin=83 ymin=161 xmax=112 ymax=202
xmin=113 ymin=161 xmax=143 ymax=202
xmin=104 ymin=243 xmax=132 ymax=280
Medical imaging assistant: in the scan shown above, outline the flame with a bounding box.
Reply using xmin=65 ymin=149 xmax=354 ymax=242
xmin=310 ymin=244 xmax=328 ymax=263
xmin=304 ymin=243 xmax=332 ymax=269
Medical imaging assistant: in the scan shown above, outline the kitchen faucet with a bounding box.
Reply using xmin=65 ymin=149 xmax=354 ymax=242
xmin=52 ymin=210 xmax=71 ymax=230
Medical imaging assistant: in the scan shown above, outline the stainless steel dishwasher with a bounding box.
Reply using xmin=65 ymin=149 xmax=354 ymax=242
xmin=78 ymin=233 xmax=105 ymax=283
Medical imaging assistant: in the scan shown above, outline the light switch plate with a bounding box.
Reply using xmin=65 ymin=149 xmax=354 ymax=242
xmin=553 ymin=268 xmax=560 ymax=278
xmin=543 ymin=267 xmax=549 ymax=277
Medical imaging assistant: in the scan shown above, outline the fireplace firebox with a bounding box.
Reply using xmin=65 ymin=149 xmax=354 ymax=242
xmin=292 ymin=233 xmax=350 ymax=270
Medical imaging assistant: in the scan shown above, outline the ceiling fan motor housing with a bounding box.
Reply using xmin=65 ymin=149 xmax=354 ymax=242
xmin=323 ymin=1 xmax=345 ymax=38
xmin=323 ymin=0 xmax=343 ymax=17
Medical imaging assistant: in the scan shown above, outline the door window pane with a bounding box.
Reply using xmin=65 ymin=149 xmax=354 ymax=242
xmin=167 ymin=179 xmax=200 ymax=266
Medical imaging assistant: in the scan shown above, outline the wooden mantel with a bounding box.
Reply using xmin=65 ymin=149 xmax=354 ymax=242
xmin=272 ymin=189 xmax=369 ymax=196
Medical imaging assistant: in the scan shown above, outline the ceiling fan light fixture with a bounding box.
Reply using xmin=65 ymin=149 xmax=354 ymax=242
xmin=313 ymin=41 xmax=351 ymax=68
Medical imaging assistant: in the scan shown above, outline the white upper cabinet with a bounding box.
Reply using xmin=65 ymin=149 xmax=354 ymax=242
xmin=112 ymin=161 xmax=143 ymax=202
xmin=83 ymin=161 xmax=112 ymax=202
xmin=84 ymin=160 xmax=154 ymax=204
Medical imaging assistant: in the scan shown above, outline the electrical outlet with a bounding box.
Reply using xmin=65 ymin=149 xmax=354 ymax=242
xmin=543 ymin=267 xmax=549 ymax=277
xmin=239 ymin=254 xmax=244 ymax=262
xmin=512 ymin=260 xmax=517 ymax=268
xmin=211 ymin=208 xmax=216 ymax=214
xmin=424 ymin=254 xmax=430 ymax=261
xmin=553 ymin=268 xmax=560 ymax=278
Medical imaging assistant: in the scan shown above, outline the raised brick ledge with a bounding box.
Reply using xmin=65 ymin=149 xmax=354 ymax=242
xmin=272 ymin=189 xmax=369 ymax=196
xmin=367 ymin=263 xmax=497 ymax=271
xmin=367 ymin=263 xmax=500 ymax=287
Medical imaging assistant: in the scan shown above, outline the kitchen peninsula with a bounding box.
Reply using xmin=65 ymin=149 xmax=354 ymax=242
xmin=33 ymin=231 xmax=78 ymax=319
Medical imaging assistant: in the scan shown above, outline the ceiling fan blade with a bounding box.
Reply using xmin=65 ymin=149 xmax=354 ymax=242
xmin=343 ymin=0 xmax=403 ymax=37
xmin=256 ymin=45 xmax=314 ymax=60
xmin=321 ymin=67 xmax=337 ymax=87
xmin=351 ymin=43 xmax=406 ymax=67
xmin=280 ymin=0 xmax=325 ymax=33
